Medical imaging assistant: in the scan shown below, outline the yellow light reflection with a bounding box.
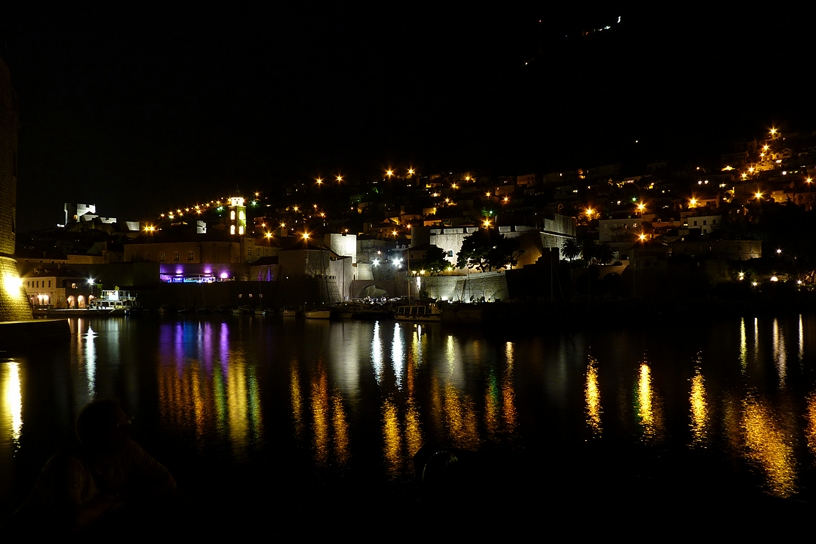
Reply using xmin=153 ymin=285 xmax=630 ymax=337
xmin=635 ymin=362 xmax=663 ymax=442
xmin=445 ymin=335 xmax=456 ymax=371
xmin=405 ymin=398 xmax=423 ymax=460
xmin=773 ymin=319 xmax=786 ymax=388
xmin=410 ymin=325 xmax=425 ymax=371
xmin=227 ymin=357 xmax=250 ymax=459
xmin=310 ymin=368 xmax=330 ymax=467
xmin=585 ymin=355 xmax=602 ymax=437
xmin=332 ymin=394 xmax=350 ymax=466
xmin=689 ymin=365 xmax=708 ymax=446
xmin=806 ymin=391 xmax=816 ymax=458
xmin=502 ymin=342 xmax=518 ymax=434
xmin=443 ymin=383 xmax=479 ymax=451
xmin=740 ymin=318 xmax=747 ymax=374
xmin=382 ymin=398 xmax=402 ymax=479
xmin=2 ymin=362 xmax=23 ymax=450
xmin=290 ymin=366 xmax=304 ymax=439
xmin=741 ymin=393 xmax=796 ymax=498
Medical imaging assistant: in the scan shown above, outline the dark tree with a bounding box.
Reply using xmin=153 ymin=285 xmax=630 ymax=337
xmin=593 ymin=241 xmax=615 ymax=265
xmin=422 ymin=245 xmax=450 ymax=275
xmin=408 ymin=245 xmax=450 ymax=275
xmin=456 ymin=229 xmax=523 ymax=272
xmin=561 ymin=238 xmax=581 ymax=262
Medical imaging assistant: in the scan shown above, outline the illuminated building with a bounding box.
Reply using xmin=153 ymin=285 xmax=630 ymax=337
xmin=227 ymin=196 xmax=247 ymax=236
xmin=22 ymin=268 xmax=94 ymax=308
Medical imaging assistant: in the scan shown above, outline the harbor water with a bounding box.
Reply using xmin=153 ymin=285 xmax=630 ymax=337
xmin=2 ymin=313 xmax=816 ymax=536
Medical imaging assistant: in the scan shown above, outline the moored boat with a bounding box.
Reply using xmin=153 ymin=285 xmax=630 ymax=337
xmin=395 ymin=302 xmax=441 ymax=322
xmin=305 ymin=309 xmax=332 ymax=319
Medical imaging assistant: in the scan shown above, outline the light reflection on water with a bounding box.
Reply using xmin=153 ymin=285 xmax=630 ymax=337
xmin=6 ymin=313 xmax=816 ymax=511
xmin=585 ymin=354 xmax=602 ymax=437
xmin=1 ymin=362 xmax=22 ymax=451
xmin=635 ymin=360 xmax=663 ymax=443
xmin=155 ymin=320 xmax=263 ymax=459
xmin=689 ymin=362 xmax=708 ymax=447
xmin=741 ymin=392 xmax=797 ymax=498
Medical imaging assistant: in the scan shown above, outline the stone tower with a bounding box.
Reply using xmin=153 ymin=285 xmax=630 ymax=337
xmin=0 ymin=56 xmax=32 ymax=321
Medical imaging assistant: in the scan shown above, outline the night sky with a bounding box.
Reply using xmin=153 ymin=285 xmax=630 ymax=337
xmin=1 ymin=4 xmax=813 ymax=231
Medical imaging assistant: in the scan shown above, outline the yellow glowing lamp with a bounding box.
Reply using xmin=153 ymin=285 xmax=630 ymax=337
xmin=3 ymin=273 xmax=22 ymax=294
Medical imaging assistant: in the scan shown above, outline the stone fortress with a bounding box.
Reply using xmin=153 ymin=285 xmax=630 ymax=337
xmin=0 ymin=56 xmax=33 ymax=321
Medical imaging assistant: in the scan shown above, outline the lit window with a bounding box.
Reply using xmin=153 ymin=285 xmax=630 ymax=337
xmin=230 ymin=225 xmax=236 ymax=235
xmin=231 ymin=211 xmax=236 ymax=220
xmin=238 ymin=226 xmax=244 ymax=235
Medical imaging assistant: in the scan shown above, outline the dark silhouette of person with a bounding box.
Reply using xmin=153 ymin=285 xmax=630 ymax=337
xmin=5 ymin=399 xmax=176 ymax=537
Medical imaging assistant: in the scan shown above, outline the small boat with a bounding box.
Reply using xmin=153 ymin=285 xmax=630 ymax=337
xmin=282 ymin=308 xmax=298 ymax=317
xmin=305 ymin=309 xmax=332 ymax=320
xmin=89 ymin=289 xmax=140 ymax=313
xmin=395 ymin=302 xmax=442 ymax=322
xmin=352 ymin=303 xmax=394 ymax=320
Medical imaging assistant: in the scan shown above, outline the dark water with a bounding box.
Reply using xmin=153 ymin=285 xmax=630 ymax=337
xmin=3 ymin=314 xmax=816 ymax=535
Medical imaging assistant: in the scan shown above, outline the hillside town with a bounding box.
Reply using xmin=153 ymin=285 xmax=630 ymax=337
xmin=15 ymin=127 xmax=816 ymax=316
